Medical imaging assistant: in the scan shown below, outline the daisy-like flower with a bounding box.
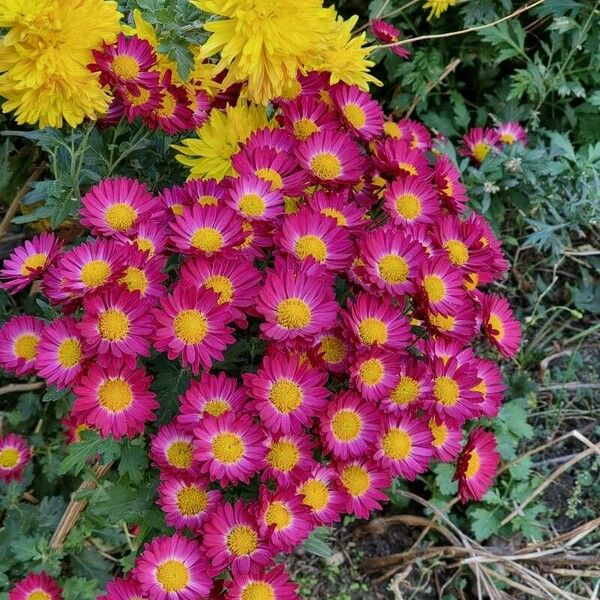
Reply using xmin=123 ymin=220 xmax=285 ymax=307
xmin=80 ymin=178 xmax=158 ymax=237
xmin=423 ymin=0 xmax=457 ymax=18
xmin=472 ymin=358 xmax=505 ymax=418
xmin=90 ymin=33 xmax=158 ymax=90
xmin=426 ymin=305 xmax=477 ymax=344
xmin=0 ymin=433 xmax=30 ymax=484
xmin=381 ymin=358 xmax=432 ymax=414
xmin=125 ymin=221 xmax=168 ymax=257
xmin=243 ymin=127 xmax=296 ymax=154
xmin=310 ymin=327 xmax=351 ymax=374
xmin=350 ymin=347 xmax=400 ymax=402
xmin=384 ymin=177 xmax=440 ymax=227
xmin=297 ymin=465 xmax=347 ymax=526
xmin=121 ymin=84 xmax=161 ymax=122
xmin=177 ymin=372 xmax=245 ymax=431
xmin=134 ymin=534 xmax=211 ymax=600
xmin=225 ymin=175 xmax=284 ymax=221
xmin=370 ymin=19 xmax=411 ymax=59
xmin=244 ymin=353 xmax=329 ymax=435
xmin=374 ymin=139 xmax=432 ymax=179
xmin=234 ymin=219 xmax=273 ymax=259
xmin=480 ymin=293 xmax=522 ymax=357
xmin=460 ymin=127 xmax=500 ymax=164
xmin=320 ymin=391 xmax=379 ymax=460
xmin=170 ymin=204 xmax=244 ymax=257
xmin=429 ymin=419 xmax=463 ymax=462
xmin=153 ymin=285 xmax=234 ymax=374
xmin=225 ymin=565 xmax=298 ymax=600
xmin=72 ymin=363 xmax=158 ymax=439
xmin=401 ymin=118 xmax=433 ymax=151
xmin=331 ymin=83 xmax=383 ymax=140
xmin=336 ymin=458 xmax=390 ymax=520
xmin=201 ymin=501 xmax=271 ymax=577
xmin=276 ymin=211 xmax=354 ymax=271
xmin=145 ymin=78 xmax=194 ymax=135
xmin=117 ymin=246 xmax=167 ymax=302
xmin=496 ymin=122 xmax=527 ymax=146
xmin=0 ymin=233 xmax=63 ymax=294
xmin=263 ymin=431 xmax=316 ymax=486
xmin=98 ymin=576 xmax=145 ymax=600
xmin=256 ymin=265 xmax=338 ymax=344
xmin=417 ymin=256 xmax=467 ymax=314
xmin=61 ymin=413 xmax=93 ymax=445
xmin=8 ymin=572 xmax=62 ymax=600
xmin=281 ymin=96 xmax=338 ymax=142
xmin=257 ymin=487 xmax=314 ymax=552
xmin=431 ymin=215 xmax=487 ymax=274
xmin=455 ymin=427 xmax=500 ymax=502
xmin=0 ymin=315 xmax=45 ymax=376
xmin=296 ymin=130 xmax=364 ymax=186
xmin=150 ymin=424 xmax=198 ymax=477
xmin=194 ymin=414 xmax=265 ymax=486
xmin=374 ymin=415 xmax=433 ymax=479
xmin=160 ymin=185 xmax=189 ymax=219
xmin=79 ymin=288 xmax=155 ymax=367
xmin=433 ymin=155 xmax=469 ymax=215
xmin=308 ymin=189 xmax=366 ymax=232
xmin=360 ymin=227 xmax=425 ymax=296
xmin=35 ymin=317 xmax=87 ymax=389
xmin=189 ymin=88 xmax=211 ymax=129
xmin=342 ymin=292 xmax=413 ymax=351
xmin=157 ymin=475 xmax=221 ymax=534
xmin=182 ymin=178 xmax=225 ymax=208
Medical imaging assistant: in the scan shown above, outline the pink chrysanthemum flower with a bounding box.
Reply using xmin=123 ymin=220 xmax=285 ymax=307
xmin=80 ymin=178 xmax=158 ymax=237
xmin=400 ymin=119 xmax=433 ymax=151
xmin=0 ymin=314 xmax=45 ymax=377
xmin=225 ymin=175 xmax=284 ymax=221
xmin=0 ymin=233 xmax=62 ymax=294
xmin=297 ymin=465 xmax=347 ymax=526
xmin=244 ymin=127 xmax=296 ymax=154
xmin=0 ymin=433 xmax=30 ymax=483
xmin=307 ymin=189 xmax=366 ymax=232
xmin=79 ymin=288 xmax=155 ymax=368
xmin=189 ymin=89 xmax=211 ymax=128
xmin=374 ymin=415 xmax=433 ymax=479
xmin=160 ymin=185 xmax=189 ymax=219
xmin=182 ymin=178 xmax=225 ymax=208
xmin=335 ymin=459 xmax=390 ymax=520
xmin=124 ymin=220 xmax=168 ymax=257
xmin=320 ymin=390 xmax=379 ymax=460
xmin=121 ymin=84 xmax=161 ymax=122
xmin=480 ymin=293 xmax=522 ymax=357
xmin=118 ymin=246 xmax=167 ymax=302
xmin=72 ymin=363 xmax=158 ymax=439
xmin=145 ymin=78 xmax=194 ymax=135
xmin=8 ymin=572 xmax=62 ymax=600
xmin=342 ymin=292 xmax=413 ymax=351
xmin=331 ymin=83 xmax=383 ymax=140
xmin=201 ymin=501 xmax=272 ymax=577
xmin=152 ymin=285 xmax=234 ymax=374
xmin=417 ymin=255 xmax=467 ymax=314
xmin=350 ymin=347 xmax=401 ymax=402
xmin=310 ymin=327 xmax=352 ymax=374
xmin=281 ymin=96 xmax=338 ymax=142
xmin=384 ymin=177 xmax=440 ymax=226
xmin=97 ymin=576 xmax=144 ymax=600
xmin=177 ymin=372 xmax=245 ymax=431
xmin=234 ymin=219 xmax=273 ymax=259
xmin=225 ymin=565 xmax=298 ymax=600
xmin=455 ymin=427 xmax=500 ymax=502
xmin=374 ymin=139 xmax=432 ymax=179
xmin=496 ymin=122 xmax=527 ymax=146
xmin=170 ymin=204 xmax=244 ymax=257
xmin=276 ymin=210 xmax=354 ymax=271
xmin=263 ymin=431 xmax=316 ymax=486
xmin=134 ymin=534 xmax=211 ymax=600
xmin=381 ymin=358 xmax=432 ymax=415
xmin=244 ymin=353 xmax=329 ymax=435
xmin=150 ymin=424 xmax=198 ymax=477
xmin=429 ymin=419 xmax=463 ymax=462
xmin=382 ymin=116 xmax=413 ymax=142
xmin=61 ymin=413 xmax=93 ymax=445
xmin=460 ymin=127 xmax=500 ymax=164
xmin=370 ymin=19 xmax=411 ymax=59
xmin=194 ymin=413 xmax=265 ymax=486
xmin=256 ymin=265 xmax=338 ymax=344
xmin=296 ymin=130 xmax=365 ymax=186
xmin=433 ymin=155 xmax=469 ymax=215
xmin=431 ymin=215 xmax=487 ymax=274
xmin=157 ymin=475 xmax=221 ymax=534
xmin=472 ymin=358 xmax=505 ymax=418
xmin=426 ymin=304 xmax=477 ymax=344
xmin=35 ymin=317 xmax=87 ymax=389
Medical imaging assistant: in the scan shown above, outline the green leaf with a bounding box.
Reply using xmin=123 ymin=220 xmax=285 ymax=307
xmin=151 ymin=355 xmax=191 ymax=425
xmin=433 ymin=462 xmax=458 ymax=496
xmin=62 ymin=577 xmax=100 ymax=600
xmin=42 ymin=386 xmax=72 ymax=404
xmin=470 ymin=507 xmax=501 ymax=541
xmin=498 ymin=402 xmax=534 ymax=439
xmin=118 ymin=439 xmax=149 ymax=484
xmin=303 ymin=527 xmax=333 ymax=558
xmin=508 ymin=456 xmax=533 ymax=481
xmin=59 ymin=431 xmax=121 ymax=476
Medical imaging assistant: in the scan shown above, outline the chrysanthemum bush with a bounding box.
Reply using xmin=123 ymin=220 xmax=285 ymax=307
xmin=0 ymin=1 xmax=526 ymax=599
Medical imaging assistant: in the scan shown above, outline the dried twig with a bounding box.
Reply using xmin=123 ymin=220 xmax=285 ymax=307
xmin=0 ymin=381 xmax=44 ymax=397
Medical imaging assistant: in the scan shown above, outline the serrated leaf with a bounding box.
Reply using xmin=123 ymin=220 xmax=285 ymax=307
xmin=470 ymin=507 xmax=501 ymax=541
xmin=59 ymin=431 xmax=121 ymax=476
xmin=302 ymin=527 xmax=333 ymax=558
xmin=62 ymin=576 xmax=100 ymax=600
xmin=118 ymin=439 xmax=148 ymax=484
xmin=433 ymin=462 xmax=458 ymax=496
xmin=498 ymin=402 xmax=534 ymax=439
xmin=42 ymin=386 xmax=71 ymax=404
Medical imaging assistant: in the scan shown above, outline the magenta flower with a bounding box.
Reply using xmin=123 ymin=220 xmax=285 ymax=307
xmin=0 ymin=433 xmax=31 ymax=483
xmin=370 ymin=19 xmax=411 ymax=59
xmin=8 ymin=572 xmax=62 ymax=600
xmin=331 ymin=83 xmax=384 ymax=140
xmin=0 ymin=315 xmax=45 ymax=376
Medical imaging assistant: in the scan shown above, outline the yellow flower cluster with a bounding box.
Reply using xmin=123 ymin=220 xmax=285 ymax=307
xmin=423 ymin=0 xmax=458 ymax=19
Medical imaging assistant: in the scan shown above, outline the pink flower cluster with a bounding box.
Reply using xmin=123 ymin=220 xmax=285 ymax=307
xmin=2 ymin=75 xmax=522 ymax=600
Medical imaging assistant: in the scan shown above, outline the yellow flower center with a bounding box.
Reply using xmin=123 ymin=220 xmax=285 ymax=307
xmin=204 ymin=399 xmax=231 ymax=417
xmin=166 ymin=441 xmax=194 ymax=469
xmin=487 ymin=314 xmax=505 ymax=341
xmin=157 ymin=90 xmax=177 ymax=118
xmin=382 ymin=428 xmax=412 ymax=460
xmin=331 ymin=410 xmax=362 ymax=441
xmin=320 ymin=207 xmax=347 ymax=226
xmin=383 ymin=121 xmax=402 ymax=139
xmin=341 ymin=465 xmax=370 ymax=496
xmin=464 ymin=272 xmax=479 ymax=291
xmin=267 ymin=440 xmax=300 ymax=472
xmin=125 ymin=87 xmax=150 ymax=107
xmin=120 ymin=266 xmax=149 ymax=294
xmin=378 ymin=254 xmax=409 ymax=284
xmin=14 ymin=334 xmax=39 ymax=360
xmin=276 ymin=298 xmax=312 ymax=329
xmin=212 ymin=432 xmax=245 ymax=464
xmin=111 ymin=55 xmax=140 ymax=80
xmin=171 ymin=204 xmax=184 ymax=216
xmin=444 ymin=240 xmax=469 ymax=266
xmin=433 ymin=376 xmax=460 ymax=406
xmin=295 ymin=234 xmax=328 ymax=263
xmin=472 ymin=380 xmax=487 ymax=397
xmin=98 ymin=309 xmax=130 ymax=341
xmin=310 ymin=152 xmax=342 ymax=180
xmin=135 ymin=237 xmax=154 ymax=255
xmin=238 ymin=193 xmax=266 ymax=217
xmin=300 ymin=479 xmax=330 ymax=511
xmin=204 ymin=275 xmax=234 ymax=304
xmin=197 ymin=195 xmax=219 ymax=206
xmin=80 ymin=259 xmax=111 ymax=288
xmin=57 ymin=338 xmax=82 ymax=368
xmin=359 ymin=358 xmax=385 ymax=385
xmin=423 ymin=275 xmax=446 ymax=302
xmin=464 ymin=449 xmax=481 ymax=478
xmin=269 ymin=379 xmax=303 ymax=413
xmin=430 ymin=420 xmax=448 ymax=447
xmin=227 ymin=525 xmax=258 ymax=556
xmin=390 ymin=376 xmax=420 ymax=405
xmin=176 ymin=486 xmax=209 ymax=516
xmin=429 ymin=313 xmax=455 ymax=331
xmin=0 ymin=448 xmax=20 ymax=469
xmin=156 ymin=559 xmax=189 ymax=592
xmin=472 ymin=142 xmax=490 ymax=162
xmin=500 ymin=133 xmax=516 ymax=145
xmin=395 ymin=193 xmax=421 ymax=220
xmin=255 ymin=167 xmax=283 ymax=191
xmin=190 ymin=227 xmax=224 ymax=253
xmin=27 ymin=592 xmax=51 ymax=600
xmin=105 ymin=203 xmax=137 ymax=231
xmin=358 ymin=317 xmax=388 ymax=345
xmin=294 ymin=118 xmax=319 ymax=141
xmin=320 ymin=335 xmax=346 ymax=364
xmin=173 ymin=309 xmax=208 ymax=344
xmin=397 ymin=162 xmax=418 ymax=176
xmin=20 ymin=253 xmax=48 ymax=275
xmin=241 ymin=582 xmax=275 ymax=600
xmin=265 ymin=501 xmax=292 ymax=530
xmin=98 ymin=378 xmax=133 ymax=413
xmin=342 ymin=103 xmax=366 ymax=129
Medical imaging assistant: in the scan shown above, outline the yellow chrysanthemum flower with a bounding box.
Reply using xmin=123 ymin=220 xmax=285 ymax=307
xmin=173 ymin=103 xmax=272 ymax=181
xmin=423 ymin=0 xmax=457 ymax=18
xmin=191 ymin=0 xmax=333 ymax=105
xmin=0 ymin=0 xmax=121 ymax=128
